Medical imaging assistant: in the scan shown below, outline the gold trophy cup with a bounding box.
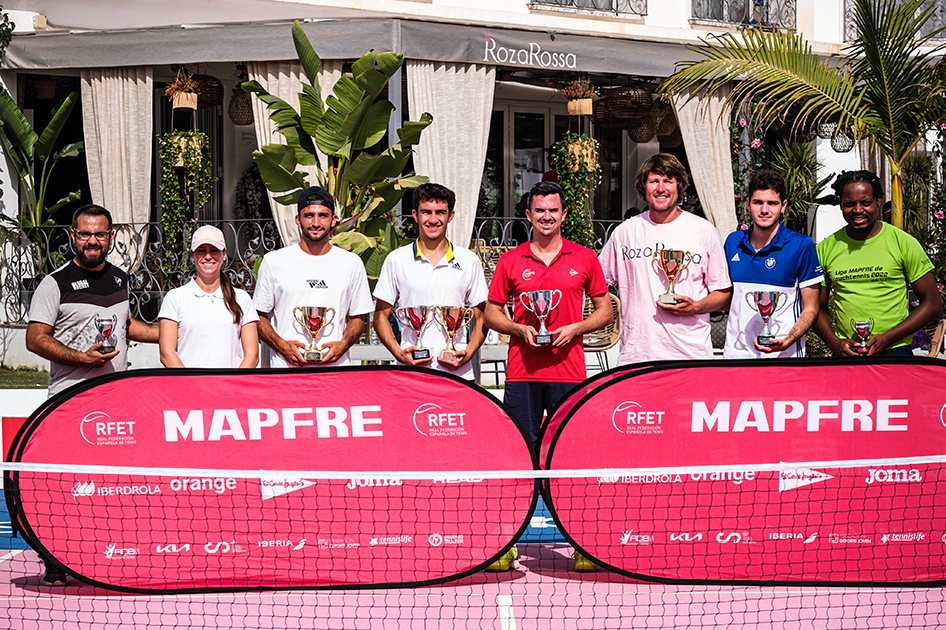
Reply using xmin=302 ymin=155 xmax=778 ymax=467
xmin=654 ymin=249 xmax=691 ymax=304
xmin=292 ymin=306 xmax=336 ymax=362
xmin=432 ymin=306 xmax=473 ymax=362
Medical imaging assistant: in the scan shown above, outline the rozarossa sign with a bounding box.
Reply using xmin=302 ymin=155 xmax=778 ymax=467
xmin=7 ymin=367 xmax=535 ymax=593
xmin=543 ymin=358 xmax=946 ymax=585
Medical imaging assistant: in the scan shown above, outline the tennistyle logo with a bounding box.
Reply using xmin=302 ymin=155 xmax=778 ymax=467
xmin=412 ymin=403 xmax=468 ymax=437
xmin=611 ymin=400 xmax=665 ymax=435
xmin=80 ymin=411 xmax=136 ymax=446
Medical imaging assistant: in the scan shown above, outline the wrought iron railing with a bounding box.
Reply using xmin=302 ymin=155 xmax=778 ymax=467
xmin=1 ymin=217 xmax=622 ymax=325
xmin=529 ymin=0 xmax=646 ymax=15
xmin=844 ymin=0 xmax=946 ymax=41
xmin=692 ymin=0 xmax=796 ymax=30
xmin=1 ymin=219 xmax=281 ymax=325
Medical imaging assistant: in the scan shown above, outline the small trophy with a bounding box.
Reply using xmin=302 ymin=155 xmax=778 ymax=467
xmin=654 ymin=249 xmax=691 ymax=304
xmin=293 ymin=306 xmax=336 ymax=362
xmin=745 ymin=291 xmax=787 ymax=347
xmin=432 ymin=306 xmax=473 ymax=362
xmin=94 ymin=314 xmax=118 ymax=354
xmin=518 ymin=289 xmax=562 ymax=346
xmin=396 ymin=306 xmax=431 ymax=360
xmin=851 ymin=318 xmax=875 ymax=355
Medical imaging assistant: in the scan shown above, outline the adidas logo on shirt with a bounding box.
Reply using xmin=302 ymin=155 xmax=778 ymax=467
xmin=730 ymin=253 xmax=740 ymax=262
xmin=450 ymin=261 xmax=461 ymax=270
xmin=307 ymin=279 xmax=328 ymax=289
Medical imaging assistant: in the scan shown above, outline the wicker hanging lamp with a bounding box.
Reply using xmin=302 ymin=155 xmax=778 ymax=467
xmin=652 ymin=97 xmax=677 ymax=136
xmin=193 ymin=74 xmax=224 ymax=110
xmin=831 ymin=127 xmax=856 ymax=153
xmin=658 ymin=127 xmax=683 ymax=148
xmin=228 ymin=85 xmax=254 ymax=126
xmin=627 ymin=112 xmax=658 ymax=144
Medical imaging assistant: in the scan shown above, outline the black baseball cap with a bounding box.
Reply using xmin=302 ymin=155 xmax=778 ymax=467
xmin=297 ymin=186 xmax=336 ymax=214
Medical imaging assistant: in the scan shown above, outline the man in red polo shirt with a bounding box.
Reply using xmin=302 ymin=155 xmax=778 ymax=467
xmin=485 ymin=181 xmax=611 ymax=573
xmin=485 ymin=181 xmax=612 ymax=446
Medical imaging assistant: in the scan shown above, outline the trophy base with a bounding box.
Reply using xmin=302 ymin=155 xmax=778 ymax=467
xmin=755 ymin=335 xmax=775 ymax=347
xmin=439 ymin=350 xmax=458 ymax=362
xmin=411 ymin=348 xmax=430 ymax=360
xmin=855 ymin=346 xmax=869 ymax=355
xmin=534 ymin=334 xmax=552 ymax=345
xmin=658 ymin=293 xmax=678 ymax=304
xmin=98 ymin=346 xmax=115 ymax=355
xmin=304 ymin=349 xmax=323 ymax=362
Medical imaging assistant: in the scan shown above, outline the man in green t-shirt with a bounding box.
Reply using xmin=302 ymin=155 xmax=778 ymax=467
xmin=814 ymin=170 xmax=942 ymax=356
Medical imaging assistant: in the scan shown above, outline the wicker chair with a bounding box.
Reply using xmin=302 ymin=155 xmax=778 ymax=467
xmin=583 ymin=293 xmax=621 ymax=374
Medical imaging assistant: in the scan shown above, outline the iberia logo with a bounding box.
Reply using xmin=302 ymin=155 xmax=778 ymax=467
xmin=611 ymin=401 xmax=665 ymax=435
xmin=413 ymin=403 xmax=468 ymax=437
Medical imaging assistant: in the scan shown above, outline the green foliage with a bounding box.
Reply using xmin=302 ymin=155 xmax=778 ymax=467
xmin=549 ymin=132 xmax=598 ymax=247
xmin=242 ymin=21 xmax=433 ymax=285
xmin=769 ymin=140 xmax=833 ymax=235
xmin=730 ymin=113 xmax=765 ymax=227
xmin=0 ymin=89 xmax=84 ymax=273
xmin=157 ymin=131 xmax=217 ymax=270
xmin=0 ymin=90 xmax=84 ymax=231
xmin=661 ymin=0 xmax=946 ymax=229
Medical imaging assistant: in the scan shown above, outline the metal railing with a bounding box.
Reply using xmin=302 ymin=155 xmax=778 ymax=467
xmin=692 ymin=0 xmax=796 ymax=30
xmin=844 ymin=0 xmax=946 ymax=41
xmin=1 ymin=219 xmax=281 ymax=325
xmin=529 ymin=0 xmax=646 ymax=14
xmin=2 ymin=217 xmax=622 ymax=325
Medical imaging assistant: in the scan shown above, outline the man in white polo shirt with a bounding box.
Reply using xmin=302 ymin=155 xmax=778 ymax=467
xmin=373 ymin=183 xmax=488 ymax=380
xmin=254 ymin=186 xmax=374 ymax=367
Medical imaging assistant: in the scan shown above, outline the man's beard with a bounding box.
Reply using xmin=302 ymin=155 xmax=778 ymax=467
xmin=301 ymin=227 xmax=331 ymax=245
xmin=75 ymin=241 xmax=108 ymax=268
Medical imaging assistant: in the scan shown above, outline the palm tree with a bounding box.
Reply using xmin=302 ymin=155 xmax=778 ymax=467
xmin=660 ymin=0 xmax=946 ymax=230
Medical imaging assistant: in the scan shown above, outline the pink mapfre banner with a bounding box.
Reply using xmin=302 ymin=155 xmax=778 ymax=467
xmin=545 ymin=358 xmax=946 ymax=584
xmin=9 ymin=367 xmax=534 ymax=592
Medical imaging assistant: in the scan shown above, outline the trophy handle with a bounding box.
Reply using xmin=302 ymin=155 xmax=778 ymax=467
xmin=773 ymin=292 xmax=789 ymax=315
xmin=849 ymin=318 xmax=856 ymax=329
xmin=549 ymin=290 xmax=563 ymax=312
xmin=109 ymin=314 xmax=118 ymax=329
xmin=460 ymin=308 xmax=474 ymax=329
xmin=745 ymin=293 xmax=757 ymax=309
xmin=432 ymin=307 xmax=446 ymax=330
xmin=678 ymin=252 xmax=692 ymax=273
xmin=293 ymin=307 xmax=307 ymax=330
xmin=321 ymin=307 xmax=336 ymax=329
xmin=518 ymin=292 xmax=535 ymax=314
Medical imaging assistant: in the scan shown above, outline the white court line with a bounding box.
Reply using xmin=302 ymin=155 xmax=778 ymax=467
xmin=0 ymin=549 xmax=24 ymax=563
xmin=497 ymin=594 xmax=517 ymax=630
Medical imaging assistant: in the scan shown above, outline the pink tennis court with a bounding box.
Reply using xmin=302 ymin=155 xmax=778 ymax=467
xmin=3 ymin=543 xmax=946 ymax=629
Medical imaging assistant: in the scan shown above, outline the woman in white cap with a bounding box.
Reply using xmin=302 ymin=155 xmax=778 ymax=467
xmin=158 ymin=225 xmax=259 ymax=368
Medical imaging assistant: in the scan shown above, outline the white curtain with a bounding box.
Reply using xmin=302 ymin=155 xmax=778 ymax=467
xmin=674 ymin=89 xmax=738 ymax=238
xmin=80 ymin=67 xmax=153 ymax=271
xmin=407 ymin=60 xmax=496 ymax=248
xmin=248 ymin=60 xmax=343 ymax=248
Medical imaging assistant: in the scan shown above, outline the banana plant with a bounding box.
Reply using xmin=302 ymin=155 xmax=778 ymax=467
xmin=661 ymin=0 xmax=946 ymax=231
xmin=0 ymin=89 xmax=84 ymax=230
xmin=0 ymin=89 xmax=84 ymax=274
xmin=243 ymin=20 xmax=433 ymax=286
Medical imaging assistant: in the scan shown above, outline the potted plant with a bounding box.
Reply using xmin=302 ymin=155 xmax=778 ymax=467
xmin=165 ymin=68 xmax=200 ymax=111
xmin=559 ymin=75 xmax=594 ymax=116
xmin=157 ymin=130 xmax=216 ymax=271
xmin=549 ymin=132 xmax=600 ymax=247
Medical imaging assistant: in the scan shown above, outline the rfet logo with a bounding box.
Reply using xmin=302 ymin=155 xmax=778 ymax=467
xmin=413 ymin=403 xmax=468 ymax=437
xmin=80 ymin=411 xmax=136 ymax=446
xmin=611 ymin=401 xmax=665 ymax=435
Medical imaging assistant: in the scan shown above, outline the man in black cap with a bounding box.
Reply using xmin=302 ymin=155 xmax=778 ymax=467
xmin=253 ymin=186 xmax=374 ymax=367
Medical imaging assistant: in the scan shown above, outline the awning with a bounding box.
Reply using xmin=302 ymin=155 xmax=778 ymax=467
xmin=4 ymin=18 xmax=689 ymax=77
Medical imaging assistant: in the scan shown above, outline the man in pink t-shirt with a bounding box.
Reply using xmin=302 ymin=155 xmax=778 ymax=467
xmin=599 ymin=154 xmax=732 ymax=364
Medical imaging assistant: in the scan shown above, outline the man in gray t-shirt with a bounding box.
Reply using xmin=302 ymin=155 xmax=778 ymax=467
xmin=26 ymin=204 xmax=158 ymax=584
